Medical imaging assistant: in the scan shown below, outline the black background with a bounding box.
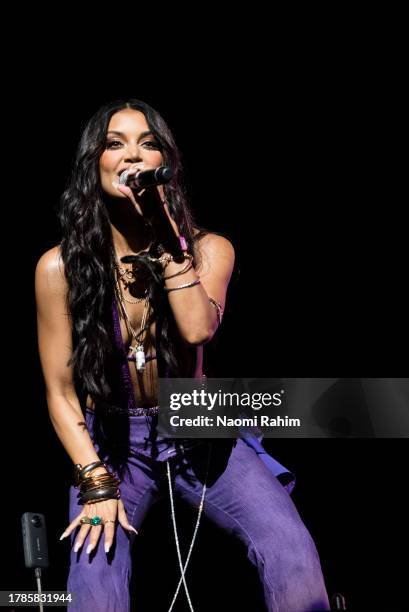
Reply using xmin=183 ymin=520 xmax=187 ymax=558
xmin=3 ymin=16 xmax=407 ymax=612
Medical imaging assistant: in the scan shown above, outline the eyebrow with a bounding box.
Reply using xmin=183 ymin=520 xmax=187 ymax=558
xmin=106 ymin=130 xmax=155 ymax=141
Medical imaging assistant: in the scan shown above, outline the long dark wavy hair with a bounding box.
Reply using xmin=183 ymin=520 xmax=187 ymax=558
xmin=59 ymin=99 xmax=206 ymax=412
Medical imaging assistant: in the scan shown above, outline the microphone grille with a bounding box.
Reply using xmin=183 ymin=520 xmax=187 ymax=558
xmin=156 ymin=166 xmax=173 ymax=182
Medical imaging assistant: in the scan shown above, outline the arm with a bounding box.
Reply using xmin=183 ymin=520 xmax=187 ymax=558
xmin=113 ymin=181 xmax=235 ymax=346
xmin=35 ymin=247 xmax=136 ymax=551
xmin=35 ymin=246 xmax=104 ymax=469
xmin=163 ymin=232 xmax=235 ymax=345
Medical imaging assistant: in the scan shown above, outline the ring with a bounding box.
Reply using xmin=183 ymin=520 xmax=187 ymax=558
xmin=104 ymin=519 xmax=116 ymax=525
xmin=80 ymin=516 xmax=103 ymax=526
xmin=119 ymin=169 xmax=129 ymax=185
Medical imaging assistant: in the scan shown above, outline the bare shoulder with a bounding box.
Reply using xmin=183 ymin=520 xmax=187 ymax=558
xmin=193 ymin=231 xmax=235 ymax=280
xmin=35 ymin=245 xmax=67 ymax=300
xmin=194 ymin=231 xmax=235 ymax=262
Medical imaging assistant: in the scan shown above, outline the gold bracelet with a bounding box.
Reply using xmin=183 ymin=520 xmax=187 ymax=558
xmin=209 ymin=297 xmax=224 ymax=324
xmin=165 ymin=279 xmax=201 ymax=293
xmin=149 ymin=252 xmax=192 ymax=269
xmin=80 ymin=473 xmax=120 ymax=490
xmin=163 ymin=261 xmax=193 ymax=280
xmin=80 ymin=475 xmax=120 ymax=488
xmin=74 ymin=461 xmax=107 ymax=486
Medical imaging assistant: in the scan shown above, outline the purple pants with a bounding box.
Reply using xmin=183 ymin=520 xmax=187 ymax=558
xmin=67 ymin=409 xmax=330 ymax=611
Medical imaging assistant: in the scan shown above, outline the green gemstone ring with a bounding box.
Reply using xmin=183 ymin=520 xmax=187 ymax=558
xmin=80 ymin=516 xmax=103 ymax=526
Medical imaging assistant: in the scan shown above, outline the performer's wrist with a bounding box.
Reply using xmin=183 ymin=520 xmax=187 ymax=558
xmin=159 ymin=253 xmax=195 ymax=280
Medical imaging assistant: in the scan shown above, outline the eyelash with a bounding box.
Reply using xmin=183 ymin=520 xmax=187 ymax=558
xmin=105 ymin=140 xmax=160 ymax=150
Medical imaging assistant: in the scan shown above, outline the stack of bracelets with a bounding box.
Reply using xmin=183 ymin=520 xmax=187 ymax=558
xmin=74 ymin=461 xmax=121 ymax=505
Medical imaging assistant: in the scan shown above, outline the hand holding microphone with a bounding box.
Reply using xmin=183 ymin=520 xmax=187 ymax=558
xmin=113 ymin=164 xmax=173 ymax=217
xmin=113 ymin=165 xmax=184 ymax=260
xmin=119 ymin=165 xmax=173 ymax=191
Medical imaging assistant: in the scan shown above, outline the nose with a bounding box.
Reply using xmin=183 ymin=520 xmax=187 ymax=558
xmin=124 ymin=143 xmax=143 ymax=163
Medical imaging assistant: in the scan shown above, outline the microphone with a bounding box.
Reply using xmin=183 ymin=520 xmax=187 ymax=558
xmin=119 ymin=165 xmax=173 ymax=190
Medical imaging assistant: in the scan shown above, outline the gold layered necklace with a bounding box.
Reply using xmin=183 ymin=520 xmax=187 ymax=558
xmin=115 ymin=265 xmax=151 ymax=374
xmin=115 ymin=264 xmax=148 ymax=304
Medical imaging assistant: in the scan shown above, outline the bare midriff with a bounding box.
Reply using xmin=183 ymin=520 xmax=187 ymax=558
xmin=85 ymin=315 xmax=203 ymax=411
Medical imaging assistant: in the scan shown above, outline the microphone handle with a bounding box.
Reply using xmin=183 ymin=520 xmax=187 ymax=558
xmin=128 ymin=166 xmax=173 ymax=190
